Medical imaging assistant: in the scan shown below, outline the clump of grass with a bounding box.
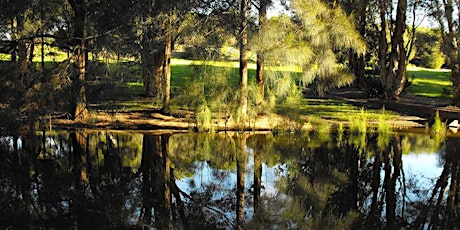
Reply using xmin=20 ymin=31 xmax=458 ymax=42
xmin=349 ymin=108 xmax=367 ymax=134
xmin=196 ymin=104 xmax=212 ymax=132
xmin=431 ymin=110 xmax=446 ymax=134
xmin=377 ymin=107 xmax=392 ymax=134
xmin=309 ymin=116 xmax=331 ymax=134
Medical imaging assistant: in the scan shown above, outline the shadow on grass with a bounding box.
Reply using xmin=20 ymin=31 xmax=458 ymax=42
xmin=407 ymin=68 xmax=451 ymax=98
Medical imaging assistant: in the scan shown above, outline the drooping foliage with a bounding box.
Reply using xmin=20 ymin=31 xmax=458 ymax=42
xmin=253 ymin=0 xmax=366 ymax=96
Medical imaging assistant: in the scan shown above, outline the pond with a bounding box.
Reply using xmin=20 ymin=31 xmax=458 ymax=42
xmin=0 ymin=130 xmax=459 ymax=229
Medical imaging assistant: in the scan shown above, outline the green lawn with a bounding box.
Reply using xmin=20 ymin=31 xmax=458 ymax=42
xmin=407 ymin=66 xmax=452 ymax=98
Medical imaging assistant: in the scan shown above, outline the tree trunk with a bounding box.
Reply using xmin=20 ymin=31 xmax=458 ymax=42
xmin=16 ymin=14 xmax=29 ymax=81
xmin=162 ymin=29 xmax=172 ymax=113
xmin=378 ymin=0 xmax=408 ymax=100
xmin=141 ymin=46 xmax=156 ymax=97
xmin=256 ymin=0 xmax=268 ymax=99
xmin=239 ymin=0 xmax=249 ymax=116
xmin=351 ymin=50 xmax=366 ymax=88
xmin=451 ymin=69 xmax=460 ymax=105
xmin=11 ymin=18 xmax=17 ymax=63
xmin=69 ymin=0 xmax=88 ymax=121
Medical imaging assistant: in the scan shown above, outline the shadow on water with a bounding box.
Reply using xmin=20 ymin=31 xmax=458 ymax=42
xmin=0 ymin=130 xmax=459 ymax=229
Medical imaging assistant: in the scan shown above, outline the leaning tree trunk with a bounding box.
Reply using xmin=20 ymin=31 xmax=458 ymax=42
xmin=239 ymin=0 xmax=249 ymax=116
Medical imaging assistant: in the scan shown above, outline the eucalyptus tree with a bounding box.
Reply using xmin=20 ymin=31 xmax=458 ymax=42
xmin=377 ymin=0 xmax=410 ymax=100
xmin=431 ymin=0 xmax=460 ymax=105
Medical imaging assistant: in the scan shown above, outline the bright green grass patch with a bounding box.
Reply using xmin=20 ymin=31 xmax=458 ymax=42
xmin=276 ymin=98 xmax=398 ymax=123
xmin=407 ymin=67 xmax=451 ymax=98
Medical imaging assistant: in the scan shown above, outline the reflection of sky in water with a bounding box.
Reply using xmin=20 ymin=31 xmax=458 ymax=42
xmin=403 ymin=153 xmax=443 ymax=182
xmin=176 ymin=147 xmax=284 ymax=198
xmin=175 ymin=145 xmax=445 ymax=223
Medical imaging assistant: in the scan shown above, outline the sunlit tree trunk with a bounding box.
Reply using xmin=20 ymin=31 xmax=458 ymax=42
xmin=162 ymin=24 xmax=172 ymax=113
xmin=69 ymin=0 xmax=88 ymax=121
xmin=239 ymin=0 xmax=249 ymax=116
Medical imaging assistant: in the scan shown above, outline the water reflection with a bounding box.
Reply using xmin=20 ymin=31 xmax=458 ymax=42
xmin=0 ymin=130 xmax=459 ymax=229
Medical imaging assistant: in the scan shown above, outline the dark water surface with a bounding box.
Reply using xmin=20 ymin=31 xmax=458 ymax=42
xmin=0 ymin=130 xmax=459 ymax=229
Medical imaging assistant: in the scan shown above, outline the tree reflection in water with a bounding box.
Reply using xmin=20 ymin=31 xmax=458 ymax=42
xmin=0 ymin=130 xmax=459 ymax=229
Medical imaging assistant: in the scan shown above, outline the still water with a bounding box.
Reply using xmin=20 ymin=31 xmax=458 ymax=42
xmin=0 ymin=130 xmax=459 ymax=229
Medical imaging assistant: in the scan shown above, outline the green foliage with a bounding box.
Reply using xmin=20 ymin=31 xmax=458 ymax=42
xmin=431 ymin=110 xmax=446 ymax=134
xmin=196 ymin=104 xmax=212 ymax=132
xmin=413 ymin=28 xmax=445 ymax=69
xmin=0 ymin=62 xmax=72 ymax=134
xmin=172 ymin=63 xmax=269 ymax=129
xmin=252 ymin=0 xmax=366 ymax=95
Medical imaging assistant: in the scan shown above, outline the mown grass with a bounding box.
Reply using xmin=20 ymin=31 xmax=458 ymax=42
xmin=407 ymin=66 xmax=452 ymax=98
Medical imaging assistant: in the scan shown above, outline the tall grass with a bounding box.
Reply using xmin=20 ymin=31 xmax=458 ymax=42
xmin=431 ymin=110 xmax=446 ymax=134
xmin=349 ymin=108 xmax=367 ymax=134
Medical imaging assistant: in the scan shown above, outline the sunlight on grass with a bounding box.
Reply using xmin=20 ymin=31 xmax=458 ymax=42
xmin=407 ymin=67 xmax=451 ymax=98
xmin=0 ymin=53 xmax=11 ymax=61
xmin=277 ymin=98 xmax=399 ymax=126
